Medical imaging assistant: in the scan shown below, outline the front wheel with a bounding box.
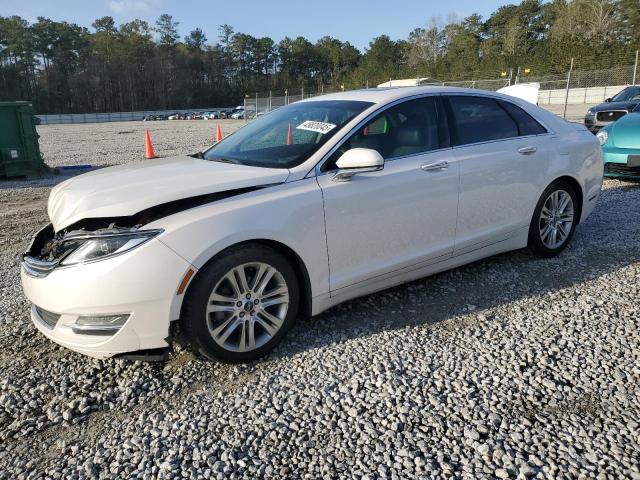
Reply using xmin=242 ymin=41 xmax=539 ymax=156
xmin=528 ymin=181 xmax=578 ymax=258
xmin=181 ymin=245 xmax=299 ymax=363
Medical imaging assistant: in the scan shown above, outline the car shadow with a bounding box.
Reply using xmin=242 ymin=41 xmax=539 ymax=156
xmin=274 ymin=181 xmax=640 ymax=360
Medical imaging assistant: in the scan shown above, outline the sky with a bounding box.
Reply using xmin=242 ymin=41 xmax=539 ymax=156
xmin=1 ymin=0 xmax=505 ymax=50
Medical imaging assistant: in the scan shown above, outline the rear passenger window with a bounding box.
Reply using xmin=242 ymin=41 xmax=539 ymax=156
xmin=324 ymin=97 xmax=442 ymax=170
xmin=499 ymin=100 xmax=547 ymax=135
xmin=447 ymin=96 xmax=518 ymax=146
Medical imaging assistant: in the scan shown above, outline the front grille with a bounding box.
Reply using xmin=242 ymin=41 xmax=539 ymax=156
xmin=34 ymin=305 xmax=61 ymax=329
xmin=604 ymin=163 xmax=640 ymax=176
xmin=596 ymin=110 xmax=627 ymax=122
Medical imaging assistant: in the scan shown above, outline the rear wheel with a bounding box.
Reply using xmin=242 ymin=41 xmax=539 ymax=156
xmin=528 ymin=180 xmax=578 ymax=258
xmin=182 ymin=245 xmax=299 ymax=363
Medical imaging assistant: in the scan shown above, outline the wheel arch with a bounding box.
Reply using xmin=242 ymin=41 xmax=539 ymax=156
xmin=550 ymin=175 xmax=584 ymax=224
xmin=178 ymin=239 xmax=313 ymax=322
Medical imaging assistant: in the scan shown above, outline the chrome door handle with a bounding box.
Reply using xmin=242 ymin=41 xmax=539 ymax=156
xmin=517 ymin=146 xmax=537 ymax=155
xmin=421 ymin=161 xmax=449 ymax=171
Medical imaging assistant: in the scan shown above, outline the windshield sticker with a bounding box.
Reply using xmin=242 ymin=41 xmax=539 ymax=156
xmin=296 ymin=120 xmax=337 ymax=134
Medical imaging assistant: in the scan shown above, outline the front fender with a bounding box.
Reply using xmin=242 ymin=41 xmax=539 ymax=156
xmin=149 ymin=178 xmax=329 ymax=319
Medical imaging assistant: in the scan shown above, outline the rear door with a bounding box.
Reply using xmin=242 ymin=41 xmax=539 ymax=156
xmin=443 ymin=95 xmax=551 ymax=253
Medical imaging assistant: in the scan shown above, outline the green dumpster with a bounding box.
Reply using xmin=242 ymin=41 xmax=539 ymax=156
xmin=0 ymin=101 xmax=46 ymax=178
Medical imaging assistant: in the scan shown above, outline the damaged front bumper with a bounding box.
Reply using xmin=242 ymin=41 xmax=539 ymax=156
xmin=21 ymin=223 xmax=194 ymax=359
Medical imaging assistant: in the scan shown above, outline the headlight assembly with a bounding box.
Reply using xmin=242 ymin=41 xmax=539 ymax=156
xmin=596 ymin=130 xmax=608 ymax=146
xmin=59 ymin=229 xmax=163 ymax=266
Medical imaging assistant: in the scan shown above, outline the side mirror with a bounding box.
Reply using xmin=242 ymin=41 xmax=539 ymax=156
xmin=605 ymin=97 xmax=612 ymax=102
xmin=332 ymin=148 xmax=384 ymax=182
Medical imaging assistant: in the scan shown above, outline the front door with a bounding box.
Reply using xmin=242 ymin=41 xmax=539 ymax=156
xmin=316 ymin=96 xmax=460 ymax=293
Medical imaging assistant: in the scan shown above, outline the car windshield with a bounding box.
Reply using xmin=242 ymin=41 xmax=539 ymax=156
xmin=611 ymin=86 xmax=640 ymax=102
xmin=203 ymin=100 xmax=373 ymax=169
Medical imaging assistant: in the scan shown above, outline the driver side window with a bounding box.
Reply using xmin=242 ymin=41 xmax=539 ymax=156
xmin=324 ymin=97 xmax=443 ymax=171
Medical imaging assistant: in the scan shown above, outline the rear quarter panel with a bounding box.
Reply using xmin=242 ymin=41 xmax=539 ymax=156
xmin=538 ymin=125 xmax=602 ymax=224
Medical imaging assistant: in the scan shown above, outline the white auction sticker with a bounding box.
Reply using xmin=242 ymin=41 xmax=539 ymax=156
xmin=296 ymin=120 xmax=336 ymax=134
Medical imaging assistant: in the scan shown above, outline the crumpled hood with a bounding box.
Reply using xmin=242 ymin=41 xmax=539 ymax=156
xmin=608 ymin=112 xmax=640 ymax=149
xmin=48 ymin=156 xmax=290 ymax=231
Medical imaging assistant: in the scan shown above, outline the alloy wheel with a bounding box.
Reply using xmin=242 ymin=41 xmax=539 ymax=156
xmin=205 ymin=262 xmax=289 ymax=352
xmin=538 ymin=190 xmax=574 ymax=249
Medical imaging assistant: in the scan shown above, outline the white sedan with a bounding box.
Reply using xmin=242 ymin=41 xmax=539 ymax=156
xmin=230 ymin=109 xmax=245 ymax=119
xmin=21 ymin=87 xmax=603 ymax=362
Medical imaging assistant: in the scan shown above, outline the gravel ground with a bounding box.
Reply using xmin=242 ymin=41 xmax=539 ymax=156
xmin=37 ymin=119 xmax=244 ymax=168
xmin=1 ymin=123 xmax=639 ymax=479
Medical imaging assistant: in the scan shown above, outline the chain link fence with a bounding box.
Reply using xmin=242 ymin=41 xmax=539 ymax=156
xmin=440 ymin=79 xmax=511 ymax=91
xmin=529 ymin=59 xmax=638 ymax=120
xmin=245 ymin=51 xmax=639 ymax=123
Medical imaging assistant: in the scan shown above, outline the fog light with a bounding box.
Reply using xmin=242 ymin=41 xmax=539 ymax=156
xmin=72 ymin=314 xmax=130 ymax=335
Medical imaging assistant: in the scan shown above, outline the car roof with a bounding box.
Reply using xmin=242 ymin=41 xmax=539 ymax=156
xmin=295 ymin=85 xmax=571 ymax=140
xmin=302 ymin=86 xmax=520 ymax=105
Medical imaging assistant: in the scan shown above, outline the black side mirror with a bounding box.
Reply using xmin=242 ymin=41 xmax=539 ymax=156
xmin=605 ymin=98 xmax=612 ymax=102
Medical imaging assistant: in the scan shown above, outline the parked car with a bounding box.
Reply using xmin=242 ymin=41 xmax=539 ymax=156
xmin=143 ymin=115 xmax=157 ymax=121
xmin=21 ymin=87 xmax=602 ymax=362
xmin=167 ymin=113 xmax=182 ymax=120
xmin=584 ymin=85 xmax=640 ymax=133
xmin=596 ymin=103 xmax=640 ymax=179
xmin=230 ymin=109 xmax=245 ymax=119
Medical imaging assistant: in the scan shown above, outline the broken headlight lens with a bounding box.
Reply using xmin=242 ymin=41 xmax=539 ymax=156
xmin=60 ymin=230 xmax=162 ymax=266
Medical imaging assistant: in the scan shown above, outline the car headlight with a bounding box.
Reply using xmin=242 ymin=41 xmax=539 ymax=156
xmin=60 ymin=229 xmax=162 ymax=266
xmin=596 ymin=130 xmax=608 ymax=146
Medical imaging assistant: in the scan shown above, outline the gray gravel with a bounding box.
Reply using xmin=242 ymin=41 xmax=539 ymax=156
xmin=1 ymin=123 xmax=639 ymax=478
xmin=37 ymin=119 xmax=244 ymax=168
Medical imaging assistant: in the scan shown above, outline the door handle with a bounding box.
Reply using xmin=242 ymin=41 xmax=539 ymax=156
xmin=421 ymin=161 xmax=449 ymax=171
xmin=517 ymin=146 xmax=537 ymax=155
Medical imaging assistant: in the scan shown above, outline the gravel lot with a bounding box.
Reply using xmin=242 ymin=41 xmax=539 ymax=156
xmin=1 ymin=122 xmax=639 ymax=479
xmin=37 ymin=119 xmax=244 ymax=168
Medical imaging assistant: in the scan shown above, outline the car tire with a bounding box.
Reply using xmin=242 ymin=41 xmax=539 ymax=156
xmin=528 ymin=180 xmax=579 ymax=258
xmin=181 ymin=244 xmax=299 ymax=363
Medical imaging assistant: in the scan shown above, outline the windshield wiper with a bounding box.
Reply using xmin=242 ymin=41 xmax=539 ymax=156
xmin=208 ymin=157 xmax=243 ymax=165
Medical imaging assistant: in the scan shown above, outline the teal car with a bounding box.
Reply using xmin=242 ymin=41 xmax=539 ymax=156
xmin=597 ymin=103 xmax=640 ymax=179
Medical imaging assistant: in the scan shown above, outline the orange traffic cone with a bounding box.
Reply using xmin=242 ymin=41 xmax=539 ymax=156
xmin=145 ymin=129 xmax=157 ymax=159
xmin=215 ymin=124 xmax=223 ymax=142
xmin=286 ymin=123 xmax=293 ymax=145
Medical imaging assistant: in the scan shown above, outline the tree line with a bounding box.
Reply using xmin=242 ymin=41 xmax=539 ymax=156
xmin=1 ymin=0 xmax=638 ymax=114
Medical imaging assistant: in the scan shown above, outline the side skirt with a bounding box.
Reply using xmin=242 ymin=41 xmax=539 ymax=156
xmin=311 ymin=226 xmax=528 ymax=316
